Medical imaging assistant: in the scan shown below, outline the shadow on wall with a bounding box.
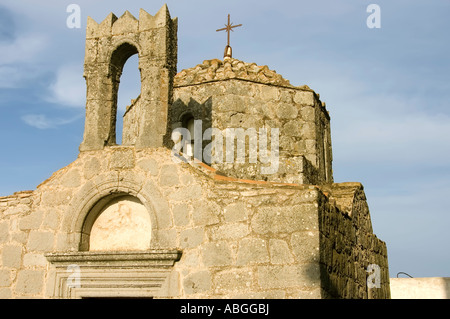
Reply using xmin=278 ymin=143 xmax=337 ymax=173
xmin=166 ymin=97 xmax=213 ymax=160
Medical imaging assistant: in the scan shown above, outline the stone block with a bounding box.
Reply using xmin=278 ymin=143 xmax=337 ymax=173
xmin=173 ymin=203 xmax=190 ymax=226
xmin=180 ymin=228 xmax=204 ymax=249
xmin=191 ymin=201 xmax=220 ymax=226
xmin=209 ymin=223 xmax=250 ymax=241
xmin=0 ymin=221 xmax=9 ymax=243
xmin=15 ymin=270 xmax=44 ymax=295
xmin=283 ymin=120 xmax=302 ymax=137
xmin=269 ymin=239 xmax=294 ymax=264
xmin=223 ymin=202 xmax=248 ymax=222
xmin=137 ymin=158 xmax=159 ymax=175
xmin=83 ymin=157 xmax=102 ymax=180
xmin=236 ymin=237 xmax=269 ymax=265
xmin=300 ymin=122 xmax=316 ymax=140
xmin=260 ymin=86 xmax=279 ymax=101
xmin=60 ymin=168 xmax=81 ymax=188
xmin=152 ymin=229 xmax=177 ymax=248
xmin=0 ymin=269 xmax=11 ymax=287
xmin=27 ymin=231 xmax=54 ymax=252
xmin=213 ymin=268 xmax=253 ymax=291
xmin=0 ymin=288 xmax=11 ymax=298
xmin=18 ymin=210 xmax=43 ymax=231
xmin=109 ymin=148 xmax=135 ymax=169
xmin=159 ymin=164 xmax=180 ymax=187
xmin=290 ymin=231 xmax=320 ymax=263
xmin=201 ymin=241 xmax=232 ymax=267
xmin=301 ymin=105 xmax=315 ymax=122
xmin=168 ymin=184 xmax=202 ymax=202
xmin=3 ymin=204 xmax=30 ymax=216
xmin=41 ymin=190 xmax=73 ymax=206
xmin=42 ymin=210 xmax=60 ymax=230
xmin=251 ymin=204 xmax=318 ymax=235
xmin=23 ymin=253 xmax=47 ymax=267
xmin=183 ymin=270 xmax=211 ymax=295
xmin=294 ymin=91 xmax=315 ymax=106
xmin=276 ymin=103 xmax=298 ymax=119
xmin=257 ymin=264 xmax=320 ymax=289
xmin=1 ymin=245 xmax=22 ymax=268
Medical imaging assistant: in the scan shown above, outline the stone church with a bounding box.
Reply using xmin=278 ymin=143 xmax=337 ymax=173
xmin=0 ymin=5 xmax=390 ymax=298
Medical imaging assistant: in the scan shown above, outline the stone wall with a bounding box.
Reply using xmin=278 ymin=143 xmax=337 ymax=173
xmin=0 ymin=147 xmax=389 ymax=298
xmin=319 ymin=183 xmax=390 ymax=298
xmin=170 ymin=58 xmax=333 ymax=185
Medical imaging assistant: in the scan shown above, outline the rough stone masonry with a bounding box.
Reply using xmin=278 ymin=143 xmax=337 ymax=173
xmin=0 ymin=5 xmax=390 ymax=299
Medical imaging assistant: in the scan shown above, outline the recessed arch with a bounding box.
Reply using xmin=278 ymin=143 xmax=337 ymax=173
xmin=67 ymin=177 xmax=163 ymax=252
xmin=87 ymin=194 xmax=151 ymax=251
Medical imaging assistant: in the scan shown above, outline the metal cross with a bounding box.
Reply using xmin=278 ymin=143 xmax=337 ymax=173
xmin=216 ymin=14 xmax=242 ymax=57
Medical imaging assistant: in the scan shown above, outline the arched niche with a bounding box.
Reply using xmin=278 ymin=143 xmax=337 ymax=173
xmin=80 ymin=193 xmax=151 ymax=251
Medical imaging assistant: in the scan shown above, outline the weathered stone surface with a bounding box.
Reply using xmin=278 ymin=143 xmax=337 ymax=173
xmin=15 ymin=270 xmax=44 ymax=295
xmin=109 ymin=148 xmax=135 ymax=169
xmin=83 ymin=157 xmax=102 ymax=180
xmin=0 ymin=221 xmax=9 ymax=243
xmin=290 ymin=231 xmax=320 ymax=263
xmin=257 ymin=264 xmax=320 ymax=289
xmin=174 ymin=58 xmax=292 ymax=87
xmin=236 ymin=237 xmax=269 ymax=265
xmin=269 ymin=239 xmax=294 ymax=264
xmin=251 ymin=204 xmax=318 ymax=235
xmin=172 ymin=203 xmax=190 ymax=226
xmin=180 ymin=227 xmax=204 ymax=249
xmin=159 ymin=164 xmax=180 ymax=186
xmin=1 ymin=245 xmax=22 ymax=268
xmin=213 ymin=268 xmax=253 ymax=291
xmin=60 ymin=168 xmax=81 ymax=188
xmin=168 ymin=184 xmax=203 ymax=202
xmin=26 ymin=231 xmax=54 ymax=252
xmin=191 ymin=201 xmax=220 ymax=226
xmin=183 ymin=270 xmax=211 ymax=295
xmin=18 ymin=210 xmax=43 ymax=231
xmin=0 ymin=270 xmax=11 ymax=287
xmin=137 ymin=158 xmax=159 ymax=175
xmin=23 ymin=253 xmax=47 ymax=267
xmin=294 ymin=91 xmax=315 ymax=106
xmin=201 ymin=241 xmax=232 ymax=267
xmin=0 ymin=288 xmax=11 ymax=298
xmin=223 ymin=202 xmax=248 ymax=222
xmin=209 ymin=222 xmax=250 ymax=241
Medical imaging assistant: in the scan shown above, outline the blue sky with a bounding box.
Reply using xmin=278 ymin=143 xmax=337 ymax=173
xmin=0 ymin=0 xmax=449 ymax=278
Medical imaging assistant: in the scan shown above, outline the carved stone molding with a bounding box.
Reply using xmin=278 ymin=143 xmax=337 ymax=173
xmin=45 ymin=250 xmax=182 ymax=298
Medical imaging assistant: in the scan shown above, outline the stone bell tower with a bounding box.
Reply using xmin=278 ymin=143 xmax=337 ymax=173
xmin=79 ymin=5 xmax=177 ymax=151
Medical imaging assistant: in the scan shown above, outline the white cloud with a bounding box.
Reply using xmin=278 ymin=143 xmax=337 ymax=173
xmin=21 ymin=113 xmax=80 ymax=129
xmin=47 ymin=64 xmax=86 ymax=108
xmin=0 ymin=34 xmax=48 ymax=88
xmin=21 ymin=114 xmax=54 ymax=129
xmin=0 ymin=34 xmax=48 ymax=65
